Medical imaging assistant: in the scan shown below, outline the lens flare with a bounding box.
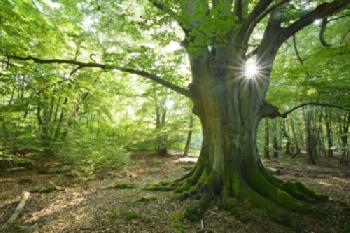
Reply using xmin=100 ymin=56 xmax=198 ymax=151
xmin=245 ymin=58 xmax=259 ymax=79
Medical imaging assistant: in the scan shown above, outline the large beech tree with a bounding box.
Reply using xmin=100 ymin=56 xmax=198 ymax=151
xmin=3 ymin=0 xmax=350 ymax=221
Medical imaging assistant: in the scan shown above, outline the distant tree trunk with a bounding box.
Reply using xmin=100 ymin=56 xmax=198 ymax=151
xmin=282 ymin=120 xmax=291 ymax=155
xmin=290 ymin=118 xmax=301 ymax=157
xmin=317 ymin=109 xmax=326 ymax=157
xmin=340 ymin=112 xmax=350 ymax=164
xmin=54 ymin=97 xmax=68 ymax=140
xmin=183 ymin=114 xmax=194 ymax=157
xmin=325 ymin=110 xmax=334 ymax=159
xmin=272 ymin=120 xmax=279 ymax=158
xmin=304 ymin=107 xmax=317 ymax=165
xmin=37 ymin=106 xmax=51 ymax=151
xmin=8 ymin=87 xmax=15 ymax=105
xmin=264 ymin=119 xmax=270 ymax=159
xmin=155 ymin=102 xmax=167 ymax=154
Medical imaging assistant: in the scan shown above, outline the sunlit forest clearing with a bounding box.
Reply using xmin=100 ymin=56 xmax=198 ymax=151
xmin=1 ymin=0 xmax=350 ymax=232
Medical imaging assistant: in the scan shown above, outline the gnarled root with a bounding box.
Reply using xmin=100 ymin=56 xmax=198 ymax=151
xmin=173 ymin=162 xmax=329 ymax=227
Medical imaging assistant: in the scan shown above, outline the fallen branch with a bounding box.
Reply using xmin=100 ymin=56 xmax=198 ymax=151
xmin=3 ymin=191 xmax=30 ymax=228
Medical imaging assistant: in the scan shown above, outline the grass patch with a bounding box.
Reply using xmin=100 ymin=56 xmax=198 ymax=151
xmin=170 ymin=211 xmax=186 ymax=233
xmin=37 ymin=166 xmax=72 ymax=174
xmin=122 ymin=211 xmax=142 ymax=221
xmin=106 ymin=210 xmax=119 ymax=220
xmin=107 ymin=210 xmax=142 ymax=221
xmin=36 ymin=185 xmax=56 ymax=193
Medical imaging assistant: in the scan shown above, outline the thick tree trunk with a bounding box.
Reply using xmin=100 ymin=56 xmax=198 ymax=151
xmin=149 ymin=24 xmax=332 ymax=221
xmin=172 ymin=59 xmax=326 ymax=222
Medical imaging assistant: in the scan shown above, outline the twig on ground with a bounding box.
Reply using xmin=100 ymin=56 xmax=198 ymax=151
xmin=2 ymin=191 xmax=31 ymax=229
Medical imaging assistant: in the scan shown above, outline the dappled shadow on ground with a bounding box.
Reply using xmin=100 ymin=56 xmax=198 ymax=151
xmin=0 ymin=153 xmax=349 ymax=233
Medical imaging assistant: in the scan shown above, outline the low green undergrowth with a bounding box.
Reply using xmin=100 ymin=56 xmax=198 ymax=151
xmin=122 ymin=211 xmax=142 ymax=221
xmin=170 ymin=211 xmax=186 ymax=233
xmin=54 ymin=134 xmax=130 ymax=179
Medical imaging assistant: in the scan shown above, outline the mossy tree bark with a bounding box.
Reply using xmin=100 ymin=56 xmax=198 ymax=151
xmin=176 ymin=42 xmax=327 ymax=221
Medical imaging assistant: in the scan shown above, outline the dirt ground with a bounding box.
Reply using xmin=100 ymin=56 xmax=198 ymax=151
xmin=0 ymin=153 xmax=350 ymax=233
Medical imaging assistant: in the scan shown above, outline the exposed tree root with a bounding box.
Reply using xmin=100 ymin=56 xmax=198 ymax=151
xmin=183 ymin=190 xmax=212 ymax=222
xmin=144 ymin=155 xmax=335 ymax=229
xmin=167 ymin=162 xmax=332 ymax=228
xmin=143 ymin=181 xmax=177 ymax=191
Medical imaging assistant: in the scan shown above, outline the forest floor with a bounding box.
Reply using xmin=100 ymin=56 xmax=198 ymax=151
xmin=1 ymin=153 xmax=350 ymax=233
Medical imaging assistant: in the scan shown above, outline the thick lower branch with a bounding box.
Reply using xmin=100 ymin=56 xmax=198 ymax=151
xmin=281 ymin=102 xmax=350 ymax=117
xmin=6 ymin=55 xmax=190 ymax=97
xmin=261 ymin=101 xmax=350 ymax=119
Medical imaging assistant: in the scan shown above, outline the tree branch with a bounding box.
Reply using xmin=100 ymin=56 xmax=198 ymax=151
xmin=7 ymin=55 xmax=190 ymax=97
xmin=261 ymin=101 xmax=350 ymax=119
xmin=342 ymin=29 xmax=350 ymax=42
xmin=280 ymin=102 xmax=350 ymax=117
xmin=292 ymin=35 xmax=305 ymax=65
xmin=245 ymin=0 xmax=272 ymax=25
xmin=147 ymin=0 xmax=189 ymax=32
xmin=319 ymin=18 xmax=332 ymax=47
xmin=327 ymin=12 xmax=350 ymax=22
xmin=5 ymin=191 xmax=30 ymax=226
xmin=241 ymin=0 xmax=289 ymax=47
xmin=234 ymin=0 xmax=244 ymax=21
xmin=279 ymin=0 xmax=349 ymax=44
xmin=260 ymin=101 xmax=283 ymax=118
